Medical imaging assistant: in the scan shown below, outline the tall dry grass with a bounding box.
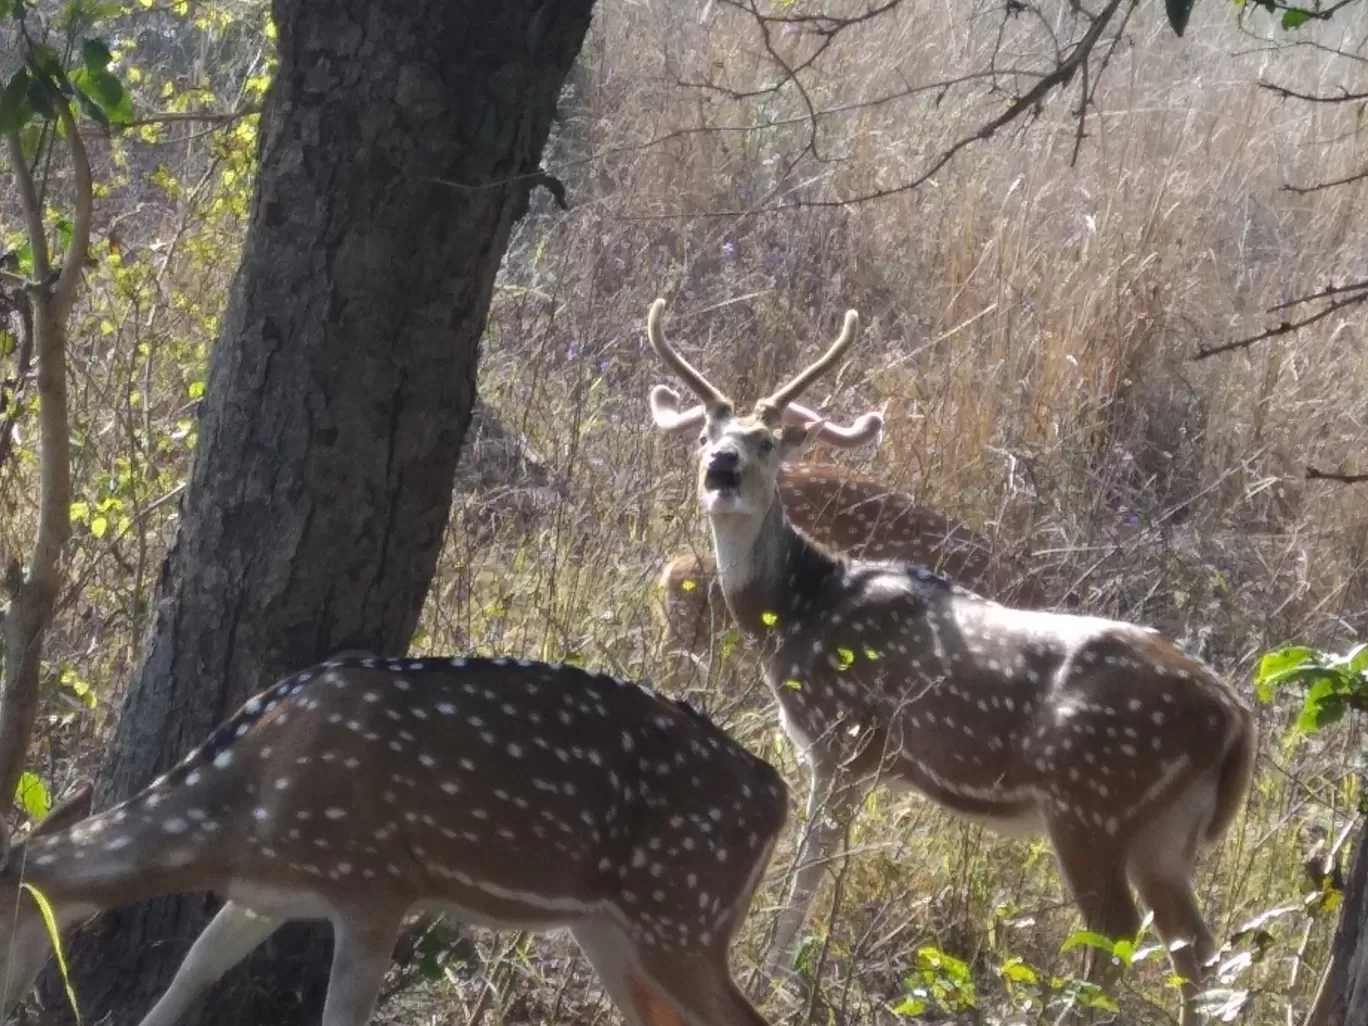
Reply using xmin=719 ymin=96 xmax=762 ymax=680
xmin=425 ymin=2 xmax=1368 ymax=1023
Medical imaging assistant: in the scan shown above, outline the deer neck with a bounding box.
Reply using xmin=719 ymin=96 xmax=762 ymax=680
xmin=4 ymin=800 xmax=228 ymax=916
xmin=708 ymin=490 xmax=840 ymax=636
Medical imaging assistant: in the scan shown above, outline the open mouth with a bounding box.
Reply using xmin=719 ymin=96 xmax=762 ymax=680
xmin=704 ymin=468 xmax=741 ymax=495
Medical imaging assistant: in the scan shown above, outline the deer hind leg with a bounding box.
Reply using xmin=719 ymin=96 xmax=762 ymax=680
xmin=571 ymin=917 xmax=768 ymax=1026
xmin=1128 ymin=777 xmax=1220 ymax=1026
xmin=136 ymin=901 xmax=283 ymax=1026
xmin=1046 ymin=814 xmax=1141 ymax=985
xmin=320 ymin=905 xmax=407 ymax=1026
xmin=764 ymin=766 xmax=863 ymax=977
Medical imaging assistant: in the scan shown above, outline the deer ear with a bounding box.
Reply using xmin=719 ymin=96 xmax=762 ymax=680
xmin=779 ymin=422 xmax=813 ymax=462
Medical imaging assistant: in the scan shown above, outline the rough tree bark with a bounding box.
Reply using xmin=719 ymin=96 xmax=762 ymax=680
xmin=51 ymin=1 xmax=594 ymax=1023
xmin=1307 ymin=820 xmax=1368 ymax=1026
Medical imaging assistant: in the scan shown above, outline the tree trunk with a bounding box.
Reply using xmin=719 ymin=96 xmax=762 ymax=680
xmin=51 ymin=1 xmax=593 ymax=1023
xmin=1307 ymin=818 xmax=1368 ymax=1026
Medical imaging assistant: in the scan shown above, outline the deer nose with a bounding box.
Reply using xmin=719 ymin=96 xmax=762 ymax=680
xmin=708 ymin=451 xmax=740 ymax=472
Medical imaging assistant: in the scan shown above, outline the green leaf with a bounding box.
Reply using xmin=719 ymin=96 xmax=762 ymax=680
xmin=26 ymin=43 xmax=73 ymax=99
xmin=71 ymin=65 xmax=132 ymax=124
xmin=16 ymin=771 xmax=51 ymax=820
xmin=1296 ymin=690 xmax=1345 ymax=733
xmin=81 ymin=38 xmax=113 ymax=71
xmin=1282 ymin=8 xmax=1313 ymax=30
xmin=26 ymin=69 xmax=57 ymax=118
xmin=890 ymin=996 xmax=927 ymax=1017
xmin=999 ymin=956 xmax=1039 ymax=985
xmin=0 ymin=67 xmax=34 ymax=133
xmin=21 ymin=884 xmax=81 ymax=1024
xmin=1345 ymin=643 xmax=1368 ymax=677
xmin=1165 ymin=0 xmax=1198 ymax=37
xmin=90 ymin=515 xmax=108 ymax=538
xmin=1062 ymin=929 xmax=1117 ymax=954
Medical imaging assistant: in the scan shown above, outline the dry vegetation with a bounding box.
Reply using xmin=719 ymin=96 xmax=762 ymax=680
xmin=4 ymin=0 xmax=1368 ymax=1024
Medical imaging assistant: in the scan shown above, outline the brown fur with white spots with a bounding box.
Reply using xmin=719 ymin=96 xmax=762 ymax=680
xmin=656 ymin=463 xmax=1038 ymax=659
xmin=0 ymin=655 xmax=786 ymax=1026
xmin=645 ymin=297 xmax=1257 ymax=1025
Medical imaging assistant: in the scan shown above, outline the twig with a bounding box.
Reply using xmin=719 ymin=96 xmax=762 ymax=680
xmin=1193 ymin=287 xmax=1368 ymax=360
xmin=1305 ymin=467 xmax=1368 ymax=485
xmin=119 ymin=105 xmax=261 ymax=130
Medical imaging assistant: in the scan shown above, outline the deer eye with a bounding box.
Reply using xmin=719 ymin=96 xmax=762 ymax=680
xmin=698 ymin=432 xmax=707 ymax=447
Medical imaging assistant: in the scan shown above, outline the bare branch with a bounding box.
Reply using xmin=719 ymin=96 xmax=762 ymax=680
xmin=638 ymin=0 xmax=1127 ymax=217
xmin=1305 ymin=467 xmax=1368 ymax=485
xmin=1259 ymin=80 xmax=1368 ymax=104
xmin=120 ymin=105 xmax=262 ymax=130
xmin=1193 ymin=283 xmax=1368 ymax=360
xmin=51 ymin=103 xmax=92 ymax=326
xmin=1283 ymin=165 xmax=1368 ymax=195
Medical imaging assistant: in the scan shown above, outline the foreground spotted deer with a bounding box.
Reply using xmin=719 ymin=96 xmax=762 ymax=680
xmin=0 ymin=654 xmax=787 ymax=1026
xmin=644 ymin=298 xmax=1257 ymax=1024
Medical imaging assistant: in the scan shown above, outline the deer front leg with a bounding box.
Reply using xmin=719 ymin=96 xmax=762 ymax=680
xmin=320 ymin=905 xmax=407 ymax=1026
xmin=137 ymin=901 xmax=283 ymax=1026
xmin=764 ymin=760 xmax=864 ymax=978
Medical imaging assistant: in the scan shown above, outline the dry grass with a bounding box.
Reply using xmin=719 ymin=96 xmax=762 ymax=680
xmin=4 ymin=1 xmax=1368 ymax=1024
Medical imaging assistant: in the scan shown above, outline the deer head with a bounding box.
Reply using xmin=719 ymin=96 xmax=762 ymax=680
xmin=645 ymin=299 xmax=877 ymax=568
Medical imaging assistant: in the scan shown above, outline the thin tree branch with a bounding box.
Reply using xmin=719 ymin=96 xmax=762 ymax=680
xmin=1260 ymin=80 xmax=1368 ymax=104
xmin=1193 ymin=286 xmax=1368 ymax=360
xmin=0 ymin=104 xmax=84 ymax=824
xmin=1305 ymin=467 xmax=1368 ymax=485
xmin=119 ymin=105 xmax=262 ymax=130
xmin=1284 ymin=165 xmax=1368 ymax=195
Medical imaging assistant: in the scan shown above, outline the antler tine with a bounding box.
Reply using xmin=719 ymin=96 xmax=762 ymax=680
xmin=648 ymin=385 xmax=706 ymax=435
xmin=759 ymin=309 xmax=860 ymax=416
xmin=646 ymin=299 xmax=729 ymax=409
xmin=653 ymin=390 xmax=882 ymax=448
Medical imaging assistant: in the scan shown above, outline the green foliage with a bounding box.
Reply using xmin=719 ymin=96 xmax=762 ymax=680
xmin=15 ymin=770 xmax=50 ymax=820
xmin=891 ymin=945 xmax=977 ymax=1016
xmin=0 ymin=0 xmax=135 ymax=134
xmin=1279 ymin=7 xmax=1314 ymax=29
xmin=1253 ymin=643 xmax=1368 ymax=735
xmin=1166 ymin=0 xmax=1199 ymax=37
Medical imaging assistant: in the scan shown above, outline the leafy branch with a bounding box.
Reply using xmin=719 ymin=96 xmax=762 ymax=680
xmin=1254 ymin=644 xmax=1368 ymax=736
xmin=0 ymin=0 xmax=133 ymax=839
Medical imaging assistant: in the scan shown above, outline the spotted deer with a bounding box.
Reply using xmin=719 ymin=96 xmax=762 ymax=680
xmin=650 ymin=389 xmax=1041 ymax=663
xmin=0 ymin=654 xmax=787 ymax=1026
xmin=644 ymin=297 xmax=1257 ymax=1025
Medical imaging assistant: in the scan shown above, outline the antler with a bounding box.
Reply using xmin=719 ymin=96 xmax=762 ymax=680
xmin=758 ymin=309 xmax=860 ymax=419
xmin=649 ymin=385 xmax=883 ymax=449
xmin=646 ymin=299 xmax=729 ymax=409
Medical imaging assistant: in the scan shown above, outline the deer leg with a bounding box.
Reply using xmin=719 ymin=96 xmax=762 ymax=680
xmin=136 ymin=901 xmax=282 ymax=1026
xmin=573 ymin=917 xmax=769 ymax=1026
xmin=1128 ymin=773 xmax=1220 ymax=1026
xmin=320 ymin=907 xmax=406 ymax=1026
xmin=1130 ymin=865 xmax=1212 ymax=1026
xmin=1047 ymin=816 xmax=1140 ymax=985
xmin=764 ymin=765 xmax=863 ymax=976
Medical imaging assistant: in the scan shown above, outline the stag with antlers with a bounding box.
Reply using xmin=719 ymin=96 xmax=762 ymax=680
xmin=644 ymin=298 xmax=1256 ymax=1025
xmin=0 ymin=654 xmax=786 ymax=1026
